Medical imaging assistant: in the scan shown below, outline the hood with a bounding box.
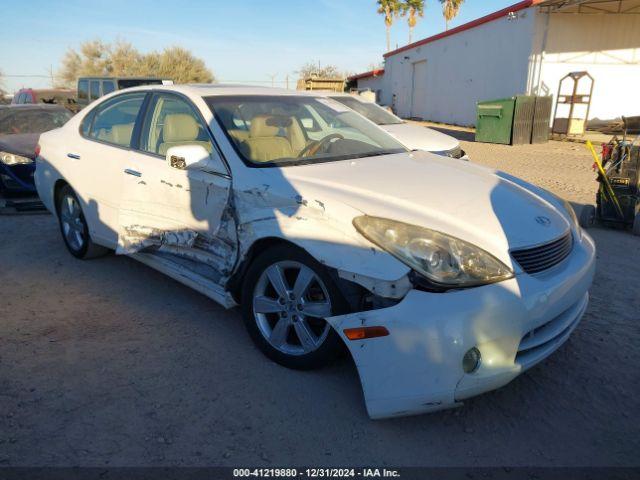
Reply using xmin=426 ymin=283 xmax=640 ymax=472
xmin=380 ymin=123 xmax=460 ymax=153
xmin=0 ymin=133 xmax=39 ymax=158
xmin=283 ymin=151 xmax=571 ymax=266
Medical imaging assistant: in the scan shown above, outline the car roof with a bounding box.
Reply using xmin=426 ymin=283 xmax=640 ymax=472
xmin=118 ymin=83 xmax=330 ymax=98
xmin=306 ymin=90 xmax=351 ymax=97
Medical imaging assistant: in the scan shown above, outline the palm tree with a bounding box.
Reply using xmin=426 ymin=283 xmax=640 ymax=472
xmin=440 ymin=0 xmax=464 ymax=31
xmin=401 ymin=0 xmax=426 ymax=45
xmin=377 ymin=0 xmax=402 ymax=52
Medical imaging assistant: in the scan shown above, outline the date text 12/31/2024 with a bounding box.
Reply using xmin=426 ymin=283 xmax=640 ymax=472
xmin=233 ymin=468 xmax=401 ymax=478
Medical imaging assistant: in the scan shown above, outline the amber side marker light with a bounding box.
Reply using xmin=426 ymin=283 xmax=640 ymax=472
xmin=343 ymin=326 xmax=390 ymax=341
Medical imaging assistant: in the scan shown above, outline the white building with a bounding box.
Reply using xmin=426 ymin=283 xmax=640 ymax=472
xmin=348 ymin=68 xmax=386 ymax=101
xmin=357 ymin=0 xmax=640 ymax=126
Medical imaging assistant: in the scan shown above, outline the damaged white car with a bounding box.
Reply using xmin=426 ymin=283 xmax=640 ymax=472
xmin=35 ymin=85 xmax=595 ymax=419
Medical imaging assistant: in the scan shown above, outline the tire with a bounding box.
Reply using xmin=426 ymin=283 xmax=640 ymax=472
xmin=633 ymin=213 xmax=640 ymax=237
xmin=241 ymin=244 xmax=349 ymax=370
xmin=579 ymin=204 xmax=596 ymax=229
xmin=56 ymin=185 xmax=109 ymax=259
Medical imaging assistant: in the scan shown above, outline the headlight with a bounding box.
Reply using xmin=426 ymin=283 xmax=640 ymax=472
xmin=353 ymin=216 xmax=514 ymax=287
xmin=0 ymin=151 xmax=33 ymax=165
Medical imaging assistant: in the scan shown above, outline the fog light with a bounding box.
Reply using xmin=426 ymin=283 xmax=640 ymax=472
xmin=462 ymin=347 xmax=481 ymax=373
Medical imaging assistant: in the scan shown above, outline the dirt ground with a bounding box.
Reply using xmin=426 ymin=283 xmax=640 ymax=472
xmin=1 ymin=137 xmax=639 ymax=467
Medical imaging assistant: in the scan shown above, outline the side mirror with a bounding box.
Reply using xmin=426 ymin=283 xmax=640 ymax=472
xmin=165 ymin=145 xmax=227 ymax=175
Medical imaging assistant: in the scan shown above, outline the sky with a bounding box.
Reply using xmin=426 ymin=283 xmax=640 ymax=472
xmin=1 ymin=0 xmax=519 ymax=93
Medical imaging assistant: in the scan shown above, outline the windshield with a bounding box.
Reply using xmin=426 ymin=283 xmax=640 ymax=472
xmin=206 ymin=95 xmax=406 ymax=167
xmin=0 ymin=108 xmax=72 ymax=135
xmin=330 ymin=96 xmax=403 ymax=125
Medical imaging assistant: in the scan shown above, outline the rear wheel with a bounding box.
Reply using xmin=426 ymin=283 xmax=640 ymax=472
xmin=241 ymin=245 xmax=348 ymax=370
xmin=57 ymin=185 xmax=108 ymax=259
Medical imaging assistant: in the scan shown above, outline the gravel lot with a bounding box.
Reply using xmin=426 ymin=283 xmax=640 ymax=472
xmin=1 ymin=136 xmax=639 ymax=467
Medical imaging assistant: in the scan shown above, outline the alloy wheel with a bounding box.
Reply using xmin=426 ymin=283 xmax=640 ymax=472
xmin=59 ymin=194 xmax=85 ymax=252
xmin=252 ymin=260 xmax=333 ymax=356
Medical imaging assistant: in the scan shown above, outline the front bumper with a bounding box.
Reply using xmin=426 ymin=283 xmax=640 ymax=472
xmin=327 ymin=232 xmax=595 ymax=419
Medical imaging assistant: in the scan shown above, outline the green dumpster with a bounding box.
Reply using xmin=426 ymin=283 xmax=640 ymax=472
xmin=475 ymin=97 xmax=515 ymax=145
xmin=475 ymin=95 xmax=549 ymax=145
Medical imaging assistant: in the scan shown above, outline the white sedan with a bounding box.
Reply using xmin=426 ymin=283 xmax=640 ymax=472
xmin=315 ymin=92 xmax=467 ymax=159
xmin=35 ymin=85 xmax=595 ymax=419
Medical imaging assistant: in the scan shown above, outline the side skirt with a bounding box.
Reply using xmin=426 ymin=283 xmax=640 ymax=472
xmin=131 ymin=252 xmax=237 ymax=309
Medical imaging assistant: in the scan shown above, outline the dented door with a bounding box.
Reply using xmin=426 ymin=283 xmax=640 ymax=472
xmin=116 ymin=93 xmax=237 ymax=276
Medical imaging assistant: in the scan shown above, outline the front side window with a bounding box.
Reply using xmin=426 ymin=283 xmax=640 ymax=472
xmin=89 ymin=81 xmax=101 ymax=101
xmin=207 ymin=95 xmax=406 ymax=166
xmin=330 ymin=96 xmax=403 ymax=126
xmin=78 ymin=80 xmax=89 ymax=101
xmin=141 ymin=94 xmax=212 ymax=156
xmin=87 ymin=93 xmax=145 ymax=147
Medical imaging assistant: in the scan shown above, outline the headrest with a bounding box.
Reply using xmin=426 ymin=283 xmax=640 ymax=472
xmin=250 ymin=115 xmax=291 ymax=137
xmin=111 ymin=123 xmax=133 ymax=145
xmin=164 ymin=114 xmax=199 ymax=142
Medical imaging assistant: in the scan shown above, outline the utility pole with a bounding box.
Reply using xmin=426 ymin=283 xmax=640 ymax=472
xmin=285 ymin=74 xmax=289 ymax=90
xmin=268 ymin=73 xmax=277 ymax=87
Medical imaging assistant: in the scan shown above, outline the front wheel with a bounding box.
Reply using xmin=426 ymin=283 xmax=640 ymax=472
xmin=241 ymin=245 xmax=348 ymax=370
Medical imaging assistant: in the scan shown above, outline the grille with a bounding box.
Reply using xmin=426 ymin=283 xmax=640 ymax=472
xmin=511 ymin=232 xmax=573 ymax=274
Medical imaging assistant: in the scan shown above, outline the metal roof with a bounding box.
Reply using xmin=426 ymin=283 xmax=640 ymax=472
xmin=537 ymin=0 xmax=640 ymax=13
xmin=348 ymin=69 xmax=385 ymax=81
xmin=384 ymin=0 xmax=638 ymax=58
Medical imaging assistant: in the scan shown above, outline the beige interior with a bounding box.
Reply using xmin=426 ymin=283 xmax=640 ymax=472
xmin=96 ymin=123 xmax=134 ymax=146
xmin=239 ymin=115 xmax=308 ymax=162
xmin=158 ymin=113 xmax=212 ymax=156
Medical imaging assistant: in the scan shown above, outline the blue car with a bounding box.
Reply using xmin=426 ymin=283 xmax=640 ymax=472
xmin=0 ymin=104 xmax=72 ymax=195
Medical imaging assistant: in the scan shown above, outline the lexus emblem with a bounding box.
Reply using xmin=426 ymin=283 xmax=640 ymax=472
xmin=535 ymin=216 xmax=551 ymax=226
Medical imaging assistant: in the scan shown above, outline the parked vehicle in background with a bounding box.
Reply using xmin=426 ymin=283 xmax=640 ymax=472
xmin=35 ymin=84 xmax=594 ymax=419
xmin=317 ymin=92 xmax=467 ymax=159
xmin=0 ymin=104 xmax=72 ymax=195
xmin=12 ymin=88 xmax=78 ymax=112
xmin=76 ymin=77 xmax=171 ymax=108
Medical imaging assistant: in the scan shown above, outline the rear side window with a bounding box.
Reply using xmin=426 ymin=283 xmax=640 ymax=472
xmin=102 ymin=81 xmax=116 ymax=95
xmin=86 ymin=93 xmax=146 ymax=147
xmin=78 ymin=80 xmax=89 ymax=101
xmin=89 ymin=81 xmax=101 ymax=101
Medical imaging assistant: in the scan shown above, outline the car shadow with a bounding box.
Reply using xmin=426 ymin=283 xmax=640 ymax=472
xmin=423 ymin=125 xmax=476 ymax=143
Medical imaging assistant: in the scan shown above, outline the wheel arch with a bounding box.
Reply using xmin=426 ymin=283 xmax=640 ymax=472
xmin=53 ymin=179 xmax=71 ymax=216
xmin=227 ymin=236 xmax=304 ymax=303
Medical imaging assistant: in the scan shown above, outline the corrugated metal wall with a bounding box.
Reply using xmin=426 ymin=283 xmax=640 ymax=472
xmin=381 ymin=9 xmax=536 ymax=126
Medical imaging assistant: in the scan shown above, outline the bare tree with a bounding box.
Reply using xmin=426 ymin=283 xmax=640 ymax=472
xmin=377 ymin=0 xmax=402 ymax=52
xmin=57 ymin=40 xmax=215 ymax=87
xmin=298 ymin=62 xmax=344 ymax=79
xmin=0 ymin=69 xmax=6 ymax=97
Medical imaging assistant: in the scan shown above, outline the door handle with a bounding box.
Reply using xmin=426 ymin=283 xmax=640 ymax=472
xmin=67 ymin=153 xmax=81 ymax=160
xmin=124 ymin=169 xmax=142 ymax=177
